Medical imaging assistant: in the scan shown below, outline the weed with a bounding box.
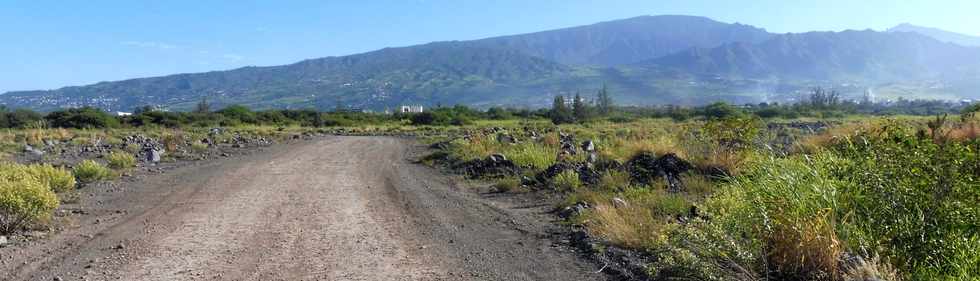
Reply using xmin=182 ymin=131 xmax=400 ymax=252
xmin=73 ymin=160 xmax=115 ymax=183
xmin=493 ymin=177 xmax=523 ymax=193
xmin=106 ymin=151 xmax=136 ymax=169
xmin=0 ymin=165 xmax=59 ymax=234
xmin=551 ymin=170 xmax=581 ymax=191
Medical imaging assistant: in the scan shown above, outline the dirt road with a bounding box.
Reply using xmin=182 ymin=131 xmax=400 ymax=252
xmin=1 ymin=137 xmax=604 ymax=281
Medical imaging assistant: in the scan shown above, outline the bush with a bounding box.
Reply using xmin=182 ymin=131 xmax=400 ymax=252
xmin=73 ymin=160 xmax=115 ymax=183
xmin=106 ymin=151 xmax=136 ymax=169
xmin=552 ymin=170 xmax=581 ymax=191
xmin=702 ymin=102 xmax=744 ymax=119
xmin=0 ymin=109 xmax=44 ymax=128
xmin=827 ymin=123 xmax=980 ymax=278
xmin=27 ymin=164 xmax=76 ymax=193
xmin=216 ymin=105 xmax=257 ymax=124
xmin=0 ymin=163 xmax=76 ymax=193
xmin=45 ymin=107 xmax=119 ymax=129
xmin=0 ymin=168 xmax=59 ymax=234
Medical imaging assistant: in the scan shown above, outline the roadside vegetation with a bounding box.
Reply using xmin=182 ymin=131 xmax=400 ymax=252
xmin=0 ymin=89 xmax=977 ymax=281
xmin=420 ymin=88 xmax=979 ymax=281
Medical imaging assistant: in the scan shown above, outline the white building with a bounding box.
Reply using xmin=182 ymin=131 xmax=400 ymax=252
xmin=399 ymin=105 xmax=424 ymax=113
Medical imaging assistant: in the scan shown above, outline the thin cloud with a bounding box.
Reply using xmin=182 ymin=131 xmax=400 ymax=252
xmin=121 ymin=41 xmax=179 ymax=50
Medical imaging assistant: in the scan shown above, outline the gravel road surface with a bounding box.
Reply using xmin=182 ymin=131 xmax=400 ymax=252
xmin=0 ymin=137 xmax=604 ymax=281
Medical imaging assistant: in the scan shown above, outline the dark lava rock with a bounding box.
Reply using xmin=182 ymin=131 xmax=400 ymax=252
xmin=428 ymin=141 xmax=451 ymax=150
xmin=577 ymin=165 xmax=602 ymax=185
xmin=569 ymin=229 xmax=654 ymax=281
xmin=146 ymin=149 xmax=162 ymax=163
xmin=594 ymin=158 xmax=624 ymax=172
xmin=627 ymin=152 xmax=692 ymax=192
xmin=558 ymin=202 xmax=590 ymax=219
xmin=536 ymin=162 xmax=576 ymax=183
xmin=496 ymin=133 xmax=517 ymax=144
xmin=459 ymin=155 xmax=520 ymax=179
xmin=581 ymin=140 xmax=596 ymax=152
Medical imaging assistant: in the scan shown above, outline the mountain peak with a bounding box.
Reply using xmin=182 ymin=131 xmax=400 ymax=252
xmin=471 ymin=14 xmax=773 ymax=66
xmin=888 ymin=23 xmax=980 ymax=47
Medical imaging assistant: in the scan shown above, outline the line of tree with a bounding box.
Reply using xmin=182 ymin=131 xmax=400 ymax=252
xmin=549 ymin=84 xmax=616 ymax=125
xmin=0 ymin=87 xmax=975 ymax=129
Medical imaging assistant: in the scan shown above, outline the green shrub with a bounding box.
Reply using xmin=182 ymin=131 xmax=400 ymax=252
xmin=73 ymin=160 xmax=115 ymax=183
xmin=701 ymin=102 xmax=744 ymax=119
xmin=44 ymin=107 xmax=119 ymax=129
xmin=106 ymin=151 xmax=136 ymax=169
xmin=27 ymin=164 xmax=76 ymax=193
xmin=0 ymin=163 xmax=76 ymax=193
xmin=0 ymin=170 xmax=59 ymax=234
xmin=552 ymin=170 xmax=581 ymax=191
xmin=828 ymin=123 xmax=980 ymax=278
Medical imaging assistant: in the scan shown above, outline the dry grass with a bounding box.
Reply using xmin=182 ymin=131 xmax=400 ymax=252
xmin=162 ymin=130 xmax=183 ymax=152
xmin=767 ymin=213 xmax=844 ymax=281
xmin=680 ymin=173 xmax=714 ymax=197
xmin=947 ymin=118 xmax=980 ymax=142
xmin=585 ymin=202 xmax=662 ymax=249
xmin=843 ymin=255 xmax=901 ymax=281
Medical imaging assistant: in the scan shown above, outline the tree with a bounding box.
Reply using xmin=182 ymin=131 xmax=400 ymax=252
xmin=550 ymin=95 xmax=574 ymax=125
xmin=409 ymin=112 xmax=437 ymax=125
xmin=486 ymin=107 xmax=512 ymax=120
xmin=572 ymin=93 xmax=592 ymax=122
xmin=596 ymin=84 xmax=614 ymax=115
xmin=962 ymin=103 xmax=980 ymax=114
xmin=194 ymin=97 xmax=211 ymax=114
xmin=807 ymin=87 xmax=841 ymax=109
xmin=2 ymin=109 xmax=43 ymax=128
xmin=133 ymin=105 xmax=156 ymax=115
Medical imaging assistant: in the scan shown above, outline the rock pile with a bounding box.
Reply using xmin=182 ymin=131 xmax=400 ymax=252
xmin=626 ymin=152 xmax=692 ymax=192
xmin=460 ymin=153 xmax=520 ymax=179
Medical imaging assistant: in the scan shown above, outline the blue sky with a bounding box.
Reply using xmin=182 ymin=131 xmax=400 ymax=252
xmin=1 ymin=0 xmax=977 ymax=93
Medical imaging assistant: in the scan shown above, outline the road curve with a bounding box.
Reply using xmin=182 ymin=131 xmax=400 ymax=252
xmin=1 ymin=136 xmax=604 ymax=281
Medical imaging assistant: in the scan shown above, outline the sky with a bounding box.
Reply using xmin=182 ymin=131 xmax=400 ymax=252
xmin=1 ymin=0 xmax=978 ymax=93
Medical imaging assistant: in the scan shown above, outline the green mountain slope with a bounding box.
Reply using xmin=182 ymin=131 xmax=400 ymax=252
xmin=470 ymin=15 xmax=773 ymax=66
xmin=3 ymin=16 xmax=980 ymax=112
xmin=0 ymin=43 xmax=582 ymax=111
xmin=650 ymin=30 xmax=980 ymax=82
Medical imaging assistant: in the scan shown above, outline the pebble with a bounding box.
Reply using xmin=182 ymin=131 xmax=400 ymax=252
xmin=0 ymin=235 xmax=7 ymax=246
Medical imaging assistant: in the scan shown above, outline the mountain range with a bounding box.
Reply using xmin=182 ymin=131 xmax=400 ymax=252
xmin=3 ymin=15 xmax=980 ymax=112
xmin=888 ymin=23 xmax=980 ymax=47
